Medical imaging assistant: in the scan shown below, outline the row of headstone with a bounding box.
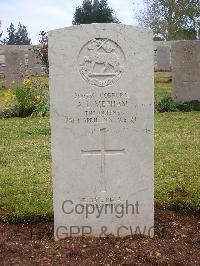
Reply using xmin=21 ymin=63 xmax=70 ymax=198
xmin=0 ymin=45 xmax=46 ymax=88
xmin=0 ymin=42 xmax=173 ymax=80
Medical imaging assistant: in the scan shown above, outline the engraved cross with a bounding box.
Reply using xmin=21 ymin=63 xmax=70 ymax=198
xmin=81 ymin=128 xmax=125 ymax=192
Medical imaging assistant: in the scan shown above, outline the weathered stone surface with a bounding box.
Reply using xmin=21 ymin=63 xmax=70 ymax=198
xmin=0 ymin=52 xmax=5 ymax=77
xmin=5 ymin=48 xmax=26 ymax=89
xmin=26 ymin=47 xmax=45 ymax=75
xmin=0 ymin=45 xmax=45 ymax=79
xmin=155 ymin=45 xmax=171 ymax=71
xmin=49 ymin=24 xmax=154 ymax=240
xmin=172 ymin=41 xmax=200 ymax=101
xmin=154 ymin=41 xmax=171 ymax=71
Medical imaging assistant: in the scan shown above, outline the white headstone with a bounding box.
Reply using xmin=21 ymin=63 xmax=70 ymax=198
xmin=156 ymin=45 xmax=171 ymax=71
xmin=5 ymin=48 xmax=26 ymax=89
xmin=49 ymin=24 xmax=154 ymax=240
xmin=0 ymin=52 xmax=5 ymax=77
xmin=172 ymin=41 xmax=200 ymax=101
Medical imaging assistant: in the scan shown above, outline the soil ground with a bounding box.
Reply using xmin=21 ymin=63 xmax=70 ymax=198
xmin=0 ymin=208 xmax=200 ymax=265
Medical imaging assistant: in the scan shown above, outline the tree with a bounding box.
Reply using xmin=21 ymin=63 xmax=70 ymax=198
xmin=136 ymin=0 xmax=200 ymax=40
xmin=3 ymin=22 xmax=31 ymax=45
xmin=72 ymin=0 xmax=119 ymax=25
xmin=34 ymin=31 xmax=49 ymax=74
xmin=15 ymin=23 xmax=31 ymax=45
xmin=5 ymin=23 xmax=16 ymax=45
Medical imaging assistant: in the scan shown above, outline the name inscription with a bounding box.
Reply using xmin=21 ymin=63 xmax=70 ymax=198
xmin=65 ymin=90 xmax=137 ymax=125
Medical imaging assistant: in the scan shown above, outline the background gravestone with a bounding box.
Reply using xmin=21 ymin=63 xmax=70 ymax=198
xmin=0 ymin=55 xmax=5 ymax=78
xmin=156 ymin=45 xmax=171 ymax=71
xmin=172 ymin=41 xmax=200 ymax=101
xmin=5 ymin=48 xmax=26 ymax=89
xmin=27 ymin=47 xmax=45 ymax=76
xmin=0 ymin=49 xmax=5 ymax=77
xmin=0 ymin=45 xmax=45 ymax=80
xmin=49 ymin=24 xmax=154 ymax=240
xmin=154 ymin=42 xmax=171 ymax=71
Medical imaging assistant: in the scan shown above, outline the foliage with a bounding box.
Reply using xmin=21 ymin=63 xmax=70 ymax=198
xmin=136 ymin=0 xmax=200 ymax=40
xmin=32 ymin=91 xmax=50 ymax=117
xmin=3 ymin=23 xmax=16 ymax=45
xmin=156 ymin=97 xmax=200 ymax=112
xmin=34 ymin=31 xmax=49 ymax=74
xmin=2 ymin=22 xmax=31 ymax=45
xmin=2 ymin=89 xmax=15 ymax=107
xmin=0 ymin=77 xmax=49 ymax=118
xmin=0 ymin=108 xmax=19 ymax=119
xmin=15 ymin=23 xmax=31 ymax=45
xmin=72 ymin=0 xmax=119 ymax=25
xmin=184 ymin=100 xmax=200 ymax=111
xmin=14 ymin=87 xmax=36 ymax=117
xmin=156 ymin=97 xmax=186 ymax=112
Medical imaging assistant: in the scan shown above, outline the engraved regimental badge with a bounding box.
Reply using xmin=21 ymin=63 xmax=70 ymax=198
xmin=79 ymin=38 xmax=125 ymax=87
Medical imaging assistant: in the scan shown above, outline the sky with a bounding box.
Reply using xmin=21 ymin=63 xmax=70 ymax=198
xmin=0 ymin=0 xmax=144 ymax=44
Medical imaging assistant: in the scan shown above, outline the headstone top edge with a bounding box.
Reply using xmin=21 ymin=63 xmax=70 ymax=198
xmin=48 ymin=24 xmax=153 ymax=36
